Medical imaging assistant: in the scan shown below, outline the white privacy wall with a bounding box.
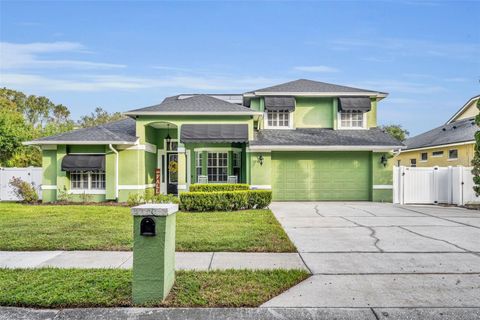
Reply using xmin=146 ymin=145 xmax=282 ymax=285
xmin=393 ymin=166 xmax=480 ymax=205
xmin=0 ymin=167 xmax=42 ymax=201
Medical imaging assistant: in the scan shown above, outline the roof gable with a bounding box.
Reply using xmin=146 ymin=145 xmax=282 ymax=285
xmin=405 ymin=117 xmax=477 ymax=151
xmin=447 ymin=95 xmax=480 ymax=124
xmin=125 ymin=94 xmax=258 ymax=115
xmin=249 ymin=79 xmax=386 ymax=96
xmin=25 ymin=118 xmax=137 ymax=145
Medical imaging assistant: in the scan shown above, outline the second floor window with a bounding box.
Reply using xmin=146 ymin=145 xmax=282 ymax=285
xmin=340 ymin=111 xmax=364 ymax=128
xmin=267 ymin=110 xmax=290 ymax=128
xmin=421 ymin=152 xmax=428 ymax=161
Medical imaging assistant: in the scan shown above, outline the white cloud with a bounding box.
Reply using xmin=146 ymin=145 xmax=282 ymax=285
xmin=152 ymin=66 xmax=195 ymax=72
xmin=330 ymin=37 xmax=480 ymax=60
xmin=0 ymin=73 xmax=280 ymax=92
xmin=0 ymin=41 xmax=126 ymax=70
xmin=293 ymin=65 xmax=339 ymax=73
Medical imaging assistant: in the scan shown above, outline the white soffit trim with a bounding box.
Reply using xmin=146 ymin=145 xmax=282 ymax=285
xmin=252 ymin=92 xmax=387 ymax=98
xmin=41 ymin=145 xmax=57 ymax=150
xmin=123 ymin=111 xmax=262 ymax=116
xmin=68 ymin=190 xmax=106 ymax=195
xmin=247 ymin=145 xmax=402 ymax=152
xmin=373 ymin=185 xmax=393 ymax=190
xmin=117 ymin=143 xmax=157 ymax=153
xmin=41 ymin=185 xmax=57 ymax=190
xmin=118 ymin=184 xmax=155 ymax=190
xmin=193 ymin=147 xmax=242 ymax=152
xmin=401 ymin=140 xmax=475 ymax=153
xmin=23 ymin=140 xmax=137 ymax=146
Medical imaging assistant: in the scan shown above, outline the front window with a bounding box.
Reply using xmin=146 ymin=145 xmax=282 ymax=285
xmin=449 ymin=149 xmax=458 ymax=160
xmin=233 ymin=151 xmax=241 ymax=179
xmin=267 ymin=110 xmax=290 ymax=128
xmin=196 ymin=152 xmax=203 ymax=178
xmin=421 ymin=152 xmax=428 ymax=161
xmin=70 ymin=171 xmax=105 ymax=190
xmin=207 ymin=152 xmax=228 ymax=182
xmin=340 ymin=111 xmax=364 ymax=128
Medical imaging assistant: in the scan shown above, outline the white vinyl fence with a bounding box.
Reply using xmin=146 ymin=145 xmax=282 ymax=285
xmin=0 ymin=167 xmax=42 ymax=201
xmin=393 ymin=166 xmax=480 ymax=205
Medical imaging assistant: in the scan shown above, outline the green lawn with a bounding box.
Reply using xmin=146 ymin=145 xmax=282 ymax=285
xmin=0 ymin=268 xmax=308 ymax=308
xmin=0 ymin=203 xmax=295 ymax=252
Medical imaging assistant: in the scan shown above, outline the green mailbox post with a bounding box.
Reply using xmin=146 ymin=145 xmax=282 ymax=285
xmin=131 ymin=203 xmax=178 ymax=304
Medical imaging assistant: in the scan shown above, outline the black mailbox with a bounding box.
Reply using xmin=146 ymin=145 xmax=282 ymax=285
xmin=140 ymin=217 xmax=156 ymax=236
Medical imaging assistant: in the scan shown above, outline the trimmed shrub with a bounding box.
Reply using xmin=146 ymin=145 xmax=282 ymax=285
xmin=180 ymin=190 xmax=272 ymax=212
xmin=247 ymin=190 xmax=272 ymax=209
xmin=9 ymin=177 xmax=39 ymax=204
xmin=127 ymin=190 xmax=179 ymax=207
xmin=189 ymin=184 xmax=250 ymax=192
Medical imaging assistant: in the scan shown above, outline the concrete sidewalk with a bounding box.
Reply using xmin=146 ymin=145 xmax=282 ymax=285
xmin=2 ymin=306 xmax=480 ymax=320
xmin=0 ymin=251 xmax=307 ymax=271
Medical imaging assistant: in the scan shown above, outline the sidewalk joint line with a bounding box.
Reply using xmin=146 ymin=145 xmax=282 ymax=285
xmin=208 ymin=252 xmax=215 ymax=270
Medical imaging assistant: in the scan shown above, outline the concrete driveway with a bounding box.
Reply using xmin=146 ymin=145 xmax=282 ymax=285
xmin=264 ymin=202 xmax=480 ymax=310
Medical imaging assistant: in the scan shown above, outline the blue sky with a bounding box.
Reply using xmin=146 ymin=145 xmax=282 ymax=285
xmin=1 ymin=0 xmax=479 ymax=136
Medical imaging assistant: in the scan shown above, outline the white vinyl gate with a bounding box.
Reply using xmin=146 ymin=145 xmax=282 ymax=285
xmin=394 ymin=166 xmax=480 ymax=205
xmin=0 ymin=167 xmax=42 ymax=201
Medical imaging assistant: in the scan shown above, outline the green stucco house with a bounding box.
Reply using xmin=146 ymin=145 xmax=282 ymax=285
xmin=25 ymin=79 xmax=403 ymax=203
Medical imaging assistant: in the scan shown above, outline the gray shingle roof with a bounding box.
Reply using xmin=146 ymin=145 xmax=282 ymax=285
xmin=404 ymin=117 xmax=477 ymax=150
xmin=251 ymin=79 xmax=386 ymax=95
xmin=126 ymin=94 xmax=257 ymax=114
xmin=26 ymin=118 xmax=137 ymax=144
xmin=250 ymin=128 xmax=403 ymax=147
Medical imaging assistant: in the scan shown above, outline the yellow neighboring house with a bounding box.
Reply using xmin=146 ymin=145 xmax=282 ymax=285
xmin=396 ymin=95 xmax=479 ymax=167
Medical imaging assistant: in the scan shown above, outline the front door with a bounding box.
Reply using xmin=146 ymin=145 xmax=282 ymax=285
xmin=167 ymin=153 xmax=178 ymax=195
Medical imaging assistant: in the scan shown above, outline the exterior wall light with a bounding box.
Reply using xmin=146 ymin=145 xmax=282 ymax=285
xmin=380 ymin=154 xmax=388 ymax=167
xmin=165 ymin=124 xmax=172 ymax=150
xmin=257 ymin=154 xmax=264 ymax=166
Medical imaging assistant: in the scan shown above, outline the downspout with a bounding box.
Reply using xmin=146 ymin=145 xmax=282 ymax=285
xmin=108 ymin=144 xmax=119 ymax=200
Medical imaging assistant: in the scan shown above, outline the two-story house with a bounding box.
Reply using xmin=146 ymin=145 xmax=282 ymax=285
xmin=26 ymin=79 xmax=403 ymax=203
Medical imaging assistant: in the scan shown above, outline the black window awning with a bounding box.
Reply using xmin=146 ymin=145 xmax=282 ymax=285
xmin=264 ymin=96 xmax=295 ymax=111
xmin=338 ymin=97 xmax=371 ymax=112
xmin=180 ymin=124 xmax=248 ymax=143
xmin=61 ymin=155 xmax=105 ymax=172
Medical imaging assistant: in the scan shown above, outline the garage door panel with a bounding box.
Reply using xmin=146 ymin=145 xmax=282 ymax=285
xmin=272 ymin=151 xmax=371 ymax=201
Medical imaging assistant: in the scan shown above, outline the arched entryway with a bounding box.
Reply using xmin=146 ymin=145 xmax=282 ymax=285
xmin=146 ymin=121 xmax=180 ymax=195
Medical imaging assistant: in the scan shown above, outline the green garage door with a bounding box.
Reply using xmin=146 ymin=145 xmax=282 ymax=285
xmin=272 ymin=151 xmax=371 ymax=201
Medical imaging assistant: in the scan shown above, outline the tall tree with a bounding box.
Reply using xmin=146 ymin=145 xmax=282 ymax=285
xmin=0 ymin=98 xmax=31 ymax=166
xmin=471 ymin=99 xmax=480 ymax=196
xmin=380 ymin=124 xmax=409 ymax=142
xmin=0 ymin=88 xmax=75 ymax=167
xmin=79 ymin=107 xmax=125 ymax=128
